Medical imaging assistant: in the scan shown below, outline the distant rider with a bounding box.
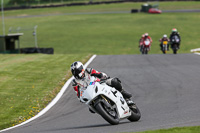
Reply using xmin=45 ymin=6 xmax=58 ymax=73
xmin=169 ymin=28 xmax=181 ymax=49
xmin=159 ymin=34 xmax=170 ymax=51
xmin=139 ymin=34 xmax=145 ymax=52
xmin=142 ymin=33 xmax=152 ymax=50
xmin=70 ymin=61 xmax=134 ymax=108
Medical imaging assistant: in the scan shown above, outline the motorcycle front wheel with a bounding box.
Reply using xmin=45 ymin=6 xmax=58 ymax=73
xmin=172 ymin=44 xmax=178 ymax=54
xmin=173 ymin=49 xmax=177 ymax=54
xmin=145 ymin=48 xmax=148 ymax=54
xmin=127 ymin=104 xmax=141 ymax=122
xmin=162 ymin=46 xmax=167 ymax=54
xmin=162 ymin=49 xmax=166 ymax=54
xmin=95 ymin=102 xmax=119 ymax=125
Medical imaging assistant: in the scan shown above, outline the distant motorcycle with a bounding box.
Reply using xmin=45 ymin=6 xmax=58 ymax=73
xmin=141 ymin=39 xmax=151 ymax=54
xmin=171 ymin=35 xmax=180 ymax=54
xmin=161 ymin=41 xmax=168 ymax=54
xmin=79 ymin=76 xmax=141 ymax=125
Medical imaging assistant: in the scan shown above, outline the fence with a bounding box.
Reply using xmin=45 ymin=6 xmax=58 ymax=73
xmin=8 ymin=26 xmax=38 ymax=48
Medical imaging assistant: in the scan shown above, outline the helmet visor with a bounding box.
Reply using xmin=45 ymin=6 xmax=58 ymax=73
xmin=74 ymin=65 xmax=84 ymax=79
xmin=78 ymin=69 xmax=85 ymax=78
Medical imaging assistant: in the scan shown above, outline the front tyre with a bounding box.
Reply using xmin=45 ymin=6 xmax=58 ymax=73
xmin=173 ymin=49 xmax=177 ymax=54
xmin=127 ymin=104 xmax=141 ymax=122
xmin=95 ymin=102 xmax=119 ymax=125
xmin=172 ymin=44 xmax=178 ymax=54
xmin=145 ymin=48 xmax=148 ymax=54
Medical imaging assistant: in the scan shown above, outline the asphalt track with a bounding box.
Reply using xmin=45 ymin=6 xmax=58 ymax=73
xmin=3 ymin=54 xmax=200 ymax=133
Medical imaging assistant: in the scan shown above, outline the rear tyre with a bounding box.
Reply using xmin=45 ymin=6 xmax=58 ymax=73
xmin=95 ymin=102 xmax=119 ymax=125
xmin=127 ymin=104 xmax=141 ymax=122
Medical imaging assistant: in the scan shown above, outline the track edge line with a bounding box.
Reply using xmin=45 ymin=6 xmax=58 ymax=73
xmin=0 ymin=54 xmax=97 ymax=133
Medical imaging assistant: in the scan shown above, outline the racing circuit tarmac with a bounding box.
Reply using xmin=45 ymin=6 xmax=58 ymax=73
xmin=2 ymin=54 xmax=200 ymax=133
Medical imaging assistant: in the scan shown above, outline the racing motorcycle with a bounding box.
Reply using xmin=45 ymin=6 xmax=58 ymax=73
xmin=79 ymin=76 xmax=141 ymax=125
xmin=161 ymin=40 xmax=168 ymax=54
xmin=141 ymin=39 xmax=151 ymax=54
xmin=171 ymin=35 xmax=180 ymax=54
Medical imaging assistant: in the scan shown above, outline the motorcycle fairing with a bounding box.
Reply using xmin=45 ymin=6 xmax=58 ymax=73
xmin=80 ymin=80 xmax=131 ymax=119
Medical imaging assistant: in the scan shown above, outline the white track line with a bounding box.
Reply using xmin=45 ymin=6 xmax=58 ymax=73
xmin=0 ymin=55 xmax=97 ymax=133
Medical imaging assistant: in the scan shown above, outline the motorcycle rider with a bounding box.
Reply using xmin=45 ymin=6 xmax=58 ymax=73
xmin=142 ymin=33 xmax=152 ymax=50
xmin=70 ymin=61 xmax=134 ymax=108
xmin=139 ymin=34 xmax=145 ymax=52
xmin=159 ymin=34 xmax=170 ymax=51
xmin=169 ymin=28 xmax=181 ymax=49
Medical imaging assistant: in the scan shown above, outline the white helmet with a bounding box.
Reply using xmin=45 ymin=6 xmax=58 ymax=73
xmin=71 ymin=61 xmax=85 ymax=79
xmin=144 ymin=33 xmax=149 ymax=37
xmin=163 ymin=34 xmax=167 ymax=38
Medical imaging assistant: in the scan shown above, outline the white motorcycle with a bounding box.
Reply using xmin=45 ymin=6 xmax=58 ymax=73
xmin=79 ymin=76 xmax=141 ymax=125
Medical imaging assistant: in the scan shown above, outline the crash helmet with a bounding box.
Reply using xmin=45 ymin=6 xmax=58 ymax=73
xmin=172 ymin=28 xmax=177 ymax=33
xmin=71 ymin=61 xmax=85 ymax=79
xmin=163 ymin=34 xmax=167 ymax=38
xmin=144 ymin=33 xmax=149 ymax=37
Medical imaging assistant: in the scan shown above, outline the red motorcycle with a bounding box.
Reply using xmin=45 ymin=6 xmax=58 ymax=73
xmin=141 ymin=39 xmax=151 ymax=54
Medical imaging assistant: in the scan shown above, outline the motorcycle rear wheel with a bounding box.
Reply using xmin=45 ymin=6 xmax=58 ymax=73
xmin=127 ymin=104 xmax=141 ymax=122
xmin=95 ymin=102 xmax=119 ymax=125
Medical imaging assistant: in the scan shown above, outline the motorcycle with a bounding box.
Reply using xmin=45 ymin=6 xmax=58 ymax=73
xmin=162 ymin=41 xmax=168 ymax=54
xmin=141 ymin=39 xmax=151 ymax=54
xmin=79 ymin=76 xmax=141 ymax=125
xmin=171 ymin=35 xmax=180 ymax=54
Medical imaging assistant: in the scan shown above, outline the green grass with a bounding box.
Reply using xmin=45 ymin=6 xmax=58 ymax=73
xmin=133 ymin=126 xmax=200 ymax=133
xmin=2 ymin=2 xmax=200 ymax=55
xmin=0 ymin=1 xmax=200 ymax=131
xmin=3 ymin=1 xmax=200 ymax=16
xmin=0 ymin=54 xmax=90 ymax=129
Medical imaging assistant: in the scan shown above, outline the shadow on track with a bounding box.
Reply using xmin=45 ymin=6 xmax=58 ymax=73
xmin=39 ymin=121 xmax=131 ymax=132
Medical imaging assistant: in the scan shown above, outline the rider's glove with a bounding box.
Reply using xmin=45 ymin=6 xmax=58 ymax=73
xmin=91 ymin=73 xmax=103 ymax=78
xmin=101 ymin=72 xmax=109 ymax=79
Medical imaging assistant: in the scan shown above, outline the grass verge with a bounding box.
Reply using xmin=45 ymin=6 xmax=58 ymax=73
xmin=0 ymin=54 xmax=91 ymax=130
xmin=2 ymin=2 xmax=200 ymax=54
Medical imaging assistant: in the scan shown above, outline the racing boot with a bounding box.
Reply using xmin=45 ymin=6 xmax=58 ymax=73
xmin=121 ymin=90 xmax=134 ymax=106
